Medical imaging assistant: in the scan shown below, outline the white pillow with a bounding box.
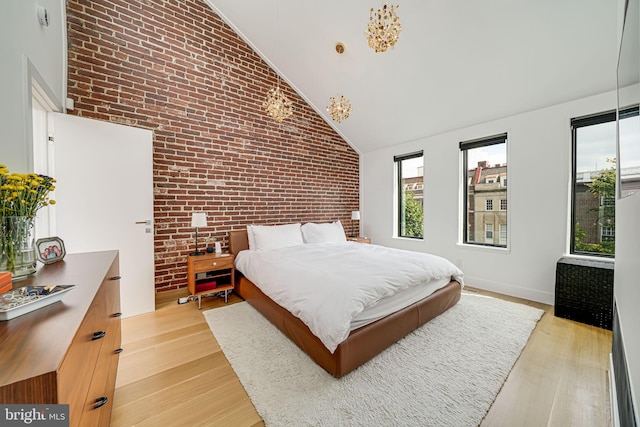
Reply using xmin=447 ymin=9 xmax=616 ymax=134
xmin=249 ymin=223 xmax=304 ymax=251
xmin=247 ymin=225 xmax=257 ymax=250
xmin=301 ymin=221 xmax=347 ymax=243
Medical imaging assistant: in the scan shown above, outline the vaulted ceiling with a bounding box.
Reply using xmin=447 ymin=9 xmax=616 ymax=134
xmin=205 ymin=1 xmax=618 ymax=153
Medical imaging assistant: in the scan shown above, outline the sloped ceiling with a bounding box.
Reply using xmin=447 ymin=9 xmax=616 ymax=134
xmin=205 ymin=1 xmax=618 ymax=153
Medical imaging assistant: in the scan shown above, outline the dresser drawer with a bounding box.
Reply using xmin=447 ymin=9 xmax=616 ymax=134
xmin=78 ymin=278 xmax=121 ymax=427
xmin=79 ymin=313 xmax=121 ymax=426
xmin=58 ymin=285 xmax=110 ymax=426
xmin=191 ymin=256 xmax=234 ymax=272
xmin=58 ymin=266 xmax=120 ymax=427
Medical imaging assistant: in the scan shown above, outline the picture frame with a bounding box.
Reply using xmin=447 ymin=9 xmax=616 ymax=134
xmin=35 ymin=237 xmax=66 ymax=265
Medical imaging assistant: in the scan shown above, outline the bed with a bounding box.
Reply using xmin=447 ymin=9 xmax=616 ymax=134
xmin=228 ymin=224 xmax=463 ymax=378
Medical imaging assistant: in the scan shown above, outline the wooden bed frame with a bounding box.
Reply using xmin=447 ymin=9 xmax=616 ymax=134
xmin=228 ymin=229 xmax=462 ymax=378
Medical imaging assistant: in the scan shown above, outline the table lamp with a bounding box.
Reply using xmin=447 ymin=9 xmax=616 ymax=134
xmin=351 ymin=211 xmax=360 ymax=238
xmin=190 ymin=212 xmax=207 ymax=256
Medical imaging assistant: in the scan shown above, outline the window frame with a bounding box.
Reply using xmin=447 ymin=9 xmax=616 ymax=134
xmin=394 ymin=150 xmax=424 ymax=239
xmin=460 ymin=133 xmax=508 ymax=248
xmin=569 ymin=109 xmax=629 ymax=257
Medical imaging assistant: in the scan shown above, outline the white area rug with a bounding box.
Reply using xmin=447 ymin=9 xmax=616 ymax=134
xmin=203 ymin=293 xmax=543 ymax=427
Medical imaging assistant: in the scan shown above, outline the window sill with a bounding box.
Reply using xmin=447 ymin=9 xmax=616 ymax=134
xmin=456 ymin=242 xmax=510 ymax=254
xmin=393 ymin=236 xmax=424 ymax=242
xmin=561 ymin=253 xmax=614 ymax=263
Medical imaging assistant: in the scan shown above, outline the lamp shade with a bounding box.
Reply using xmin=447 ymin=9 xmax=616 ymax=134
xmin=351 ymin=211 xmax=361 ymax=220
xmin=191 ymin=212 xmax=207 ymax=227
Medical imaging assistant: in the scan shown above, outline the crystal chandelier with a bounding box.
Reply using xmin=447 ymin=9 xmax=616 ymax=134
xmin=263 ymin=84 xmax=293 ymax=122
xmin=327 ymin=94 xmax=352 ymax=124
xmin=365 ymin=4 xmax=402 ymax=53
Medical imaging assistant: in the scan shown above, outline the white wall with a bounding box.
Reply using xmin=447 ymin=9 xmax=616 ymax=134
xmin=0 ymin=0 xmax=66 ymax=171
xmin=362 ymin=90 xmax=617 ymax=304
xmin=615 ymin=193 xmax=640 ymax=422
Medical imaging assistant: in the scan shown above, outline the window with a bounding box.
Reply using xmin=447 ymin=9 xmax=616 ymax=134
xmin=601 ymin=225 xmax=615 ymax=242
xmin=499 ymin=223 xmax=507 ymax=245
xmin=601 ymin=197 xmax=615 ymax=206
xmin=485 ymin=223 xmax=494 ymax=242
xmin=395 ymin=151 xmax=424 ymax=238
xmin=570 ymin=109 xmax=631 ymax=256
xmin=461 ymin=133 xmax=507 ymax=247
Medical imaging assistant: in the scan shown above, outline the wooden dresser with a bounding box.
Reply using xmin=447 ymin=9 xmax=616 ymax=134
xmin=0 ymin=251 xmax=122 ymax=427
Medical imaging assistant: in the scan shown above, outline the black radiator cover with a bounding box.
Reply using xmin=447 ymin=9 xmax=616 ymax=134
xmin=554 ymin=257 xmax=614 ymax=330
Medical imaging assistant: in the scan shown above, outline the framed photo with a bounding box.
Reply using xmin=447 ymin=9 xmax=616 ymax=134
xmin=35 ymin=237 xmax=66 ymax=265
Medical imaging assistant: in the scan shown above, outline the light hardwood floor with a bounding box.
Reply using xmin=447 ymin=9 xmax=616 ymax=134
xmin=111 ymin=287 xmax=612 ymax=427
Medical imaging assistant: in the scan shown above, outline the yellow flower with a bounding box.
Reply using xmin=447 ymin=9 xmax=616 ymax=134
xmin=49 ymin=200 xmax=56 ymax=205
xmin=1 ymin=168 xmax=56 ymax=217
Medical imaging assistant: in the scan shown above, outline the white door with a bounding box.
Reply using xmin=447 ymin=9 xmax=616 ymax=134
xmin=49 ymin=113 xmax=155 ymax=318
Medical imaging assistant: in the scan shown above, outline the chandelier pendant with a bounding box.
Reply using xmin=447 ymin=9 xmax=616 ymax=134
xmin=327 ymin=94 xmax=352 ymax=124
xmin=263 ymin=84 xmax=293 ymax=122
xmin=365 ymin=4 xmax=402 ymax=53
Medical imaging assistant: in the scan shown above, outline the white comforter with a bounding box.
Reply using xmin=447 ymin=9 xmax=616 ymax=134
xmin=234 ymin=242 xmax=464 ymax=353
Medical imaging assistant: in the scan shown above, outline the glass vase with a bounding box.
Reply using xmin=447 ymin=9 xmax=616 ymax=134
xmin=0 ymin=216 xmax=37 ymax=279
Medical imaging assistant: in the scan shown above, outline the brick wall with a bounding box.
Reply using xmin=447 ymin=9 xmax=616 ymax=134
xmin=65 ymin=0 xmax=359 ymax=292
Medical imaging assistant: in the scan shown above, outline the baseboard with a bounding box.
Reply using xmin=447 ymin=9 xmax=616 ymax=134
xmin=464 ymin=277 xmax=554 ymax=305
xmin=610 ymin=353 xmax=621 ymax=427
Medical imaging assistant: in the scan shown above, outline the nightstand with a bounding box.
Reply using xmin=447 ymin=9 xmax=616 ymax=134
xmin=348 ymin=236 xmax=371 ymax=244
xmin=187 ymin=252 xmax=235 ymax=309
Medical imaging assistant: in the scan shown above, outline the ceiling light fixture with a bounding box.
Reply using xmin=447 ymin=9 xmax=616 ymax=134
xmin=263 ymin=0 xmax=293 ymax=122
xmin=365 ymin=4 xmax=402 ymax=53
xmin=263 ymin=84 xmax=293 ymax=122
xmin=327 ymin=94 xmax=352 ymax=124
xmin=327 ymin=43 xmax=352 ymax=124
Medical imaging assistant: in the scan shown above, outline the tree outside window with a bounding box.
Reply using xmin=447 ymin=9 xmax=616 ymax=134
xmin=402 ymin=188 xmax=424 ymax=238
xmin=574 ymin=158 xmax=616 ymax=255
xmin=395 ymin=152 xmax=424 ymax=239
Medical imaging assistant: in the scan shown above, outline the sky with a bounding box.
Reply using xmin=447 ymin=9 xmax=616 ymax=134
xmin=576 ymin=122 xmax=617 ymax=172
xmin=467 ymin=144 xmax=506 ymax=170
xmin=577 ymin=115 xmax=640 ymax=173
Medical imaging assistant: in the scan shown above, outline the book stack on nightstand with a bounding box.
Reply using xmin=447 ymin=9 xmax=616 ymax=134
xmin=187 ymin=252 xmax=235 ymax=309
xmin=347 ymin=236 xmax=371 ymax=244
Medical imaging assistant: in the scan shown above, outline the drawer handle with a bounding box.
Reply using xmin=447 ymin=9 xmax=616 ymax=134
xmin=212 ymin=262 xmax=217 ymax=266
xmin=93 ymin=396 xmax=108 ymax=409
xmin=109 ymin=276 xmax=121 ymax=281
xmin=92 ymin=331 xmax=106 ymax=341
xmin=114 ymin=348 xmax=124 ymax=354
xmin=113 ymin=312 xmax=122 ymax=317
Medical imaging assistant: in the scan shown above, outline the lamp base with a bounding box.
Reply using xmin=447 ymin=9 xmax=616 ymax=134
xmin=190 ymin=251 xmax=205 ymax=256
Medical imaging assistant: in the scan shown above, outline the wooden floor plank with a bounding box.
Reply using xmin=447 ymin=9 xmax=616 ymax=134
xmin=112 ymin=287 xmax=611 ymax=426
xmin=477 ymin=288 xmax=612 ymax=427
